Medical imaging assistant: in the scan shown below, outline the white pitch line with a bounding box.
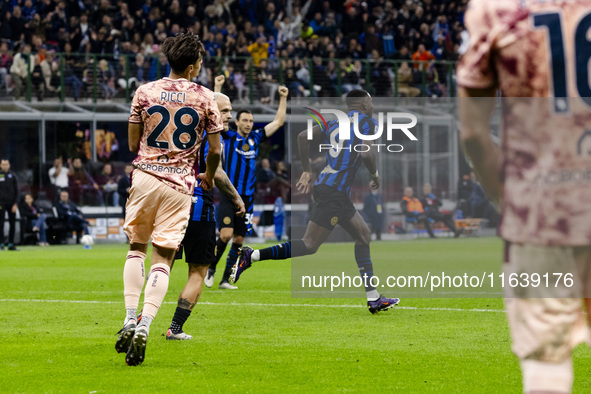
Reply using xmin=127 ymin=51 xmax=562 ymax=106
xmin=3 ymin=290 xmax=284 ymax=294
xmin=3 ymin=290 xmax=506 ymax=296
xmin=0 ymin=298 xmax=505 ymax=313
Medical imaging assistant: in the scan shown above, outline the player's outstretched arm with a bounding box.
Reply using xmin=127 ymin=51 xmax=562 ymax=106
xmin=215 ymin=163 xmax=246 ymax=217
xmin=214 ymin=75 xmax=225 ymax=93
xmin=128 ymin=123 xmax=143 ymax=153
xmin=458 ymin=87 xmax=501 ymax=203
xmin=264 ymin=86 xmax=289 ymax=137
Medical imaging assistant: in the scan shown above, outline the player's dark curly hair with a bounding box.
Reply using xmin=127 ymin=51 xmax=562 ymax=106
xmin=161 ymin=32 xmax=205 ymax=74
xmin=345 ymin=89 xmax=371 ymax=107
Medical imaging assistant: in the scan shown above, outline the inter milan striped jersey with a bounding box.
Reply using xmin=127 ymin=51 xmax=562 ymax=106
xmin=222 ymin=128 xmax=265 ymax=196
xmin=315 ymin=110 xmax=376 ymax=196
xmin=190 ymin=136 xmax=216 ymax=223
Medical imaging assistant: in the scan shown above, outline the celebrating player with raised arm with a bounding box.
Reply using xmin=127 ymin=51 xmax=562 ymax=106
xmin=458 ymin=0 xmax=591 ymax=392
xmin=232 ymin=90 xmax=399 ymax=314
xmin=165 ymin=89 xmax=246 ymax=340
xmin=115 ymin=32 xmax=223 ymax=366
xmin=205 ymin=75 xmax=289 ymax=289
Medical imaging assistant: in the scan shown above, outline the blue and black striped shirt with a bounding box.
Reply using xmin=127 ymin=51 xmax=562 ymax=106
xmin=315 ymin=110 xmax=376 ymax=196
xmin=190 ymin=137 xmax=216 ymax=222
xmin=221 ymin=128 xmax=265 ymax=196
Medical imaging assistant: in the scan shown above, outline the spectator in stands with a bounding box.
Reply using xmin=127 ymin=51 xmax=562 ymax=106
xmin=117 ymin=163 xmax=132 ymax=218
xmin=278 ymin=0 xmax=311 ymax=47
xmin=370 ymin=50 xmax=392 ymax=97
xmin=295 ymin=59 xmax=311 ymax=94
xmin=248 ymin=36 xmax=269 ymax=67
xmin=284 ymin=61 xmax=306 ymax=98
xmin=363 ymin=186 xmax=385 ymax=241
xmin=0 ymin=0 xmax=467 ymax=102
xmin=0 ymin=158 xmax=18 ymax=250
xmin=0 ymin=12 xmax=11 ymax=42
xmin=310 ymin=12 xmax=325 ymax=36
xmin=268 ymin=161 xmax=290 ymax=202
xmin=55 ymin=189 xmax=89 ymax=243
xmin=394 ymin=46 xmax=412 ymax=62
xmin=68 ymin=157 xmax=101 ymax=206
xmin=48 ymin=156 xmax=69 ymax=194
xmin=149 ymin=53 xmax=171 ymax=81
xmin=0 ymin=41 xmax=12 ymax=91
xmin=97 ymin=59 xmax=116 ymax=99
xmin=401 ymin=186 xmax=435 ymax=237
xmin=96 ymin=162 xmax=119 ymax=207
xmin=10 ymin=5 xmax=26 ymax=42
xmin=341 ymin=59 xmax=364 ymax=94
xmin=324 ymin=60 xmax=339 ymax=95
xmin=10 ymin=43 xmax=34 ymax=100
xmin=19 ymin=193 xmax=48 ymax=246
xmin=397 ymin=62 xmax=420 ymax=97
xmin=255 ymin=59 xmax=276 ymax=104
xmin=30 ymin=53 xmax=45 ymax=101
xmin=420 ymin=183 xmax=461 ymax=237
xmin=425 ymin=63 xmax=443 ymax=97
xmin=125 ymin=53 xmax=149 ymax=90
xmin=363 ymin=25 xmax=381 ymax=55
xmin=412 ymin=44 xmax=436 ymax=70
xmin=40 ymin=51 xmax=60 ymax=97
xmin=62 ymin=42 xmax=84 ymax=101
xmin=275 ymin=161 xmax=289 ymax=182
xmin=256 ymin=158 xmax=275 ymax=184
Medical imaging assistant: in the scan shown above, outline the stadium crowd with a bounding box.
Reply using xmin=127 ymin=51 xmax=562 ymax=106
xmin=0 ymin=0 xmax=478 ymax=246
xmin=0 ymin=0 xmax=467 ymax=100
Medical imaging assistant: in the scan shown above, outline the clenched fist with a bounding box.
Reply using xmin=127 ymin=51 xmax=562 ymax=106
xmin=214 ymin=75 xmax=225 ymax=92
xmin=278 ymin=86 xmax=289 ymax=98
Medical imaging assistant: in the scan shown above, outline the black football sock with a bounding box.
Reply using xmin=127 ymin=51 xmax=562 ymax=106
xmin=170 ymin=307 xmax=192 ymax=334
xmin=210 ymin=238 xmax=228 ymax=272
xmin=258 ymin=242 xmax=293 ymax=261
xmin=222 ymin=243 xmax=241 ymax=282
xmin=355 ymin=244 xmax=379 ymax=299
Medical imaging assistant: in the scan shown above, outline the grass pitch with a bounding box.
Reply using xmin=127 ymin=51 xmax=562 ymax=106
xmin=1 ymin=238 xmax=591 ymax=393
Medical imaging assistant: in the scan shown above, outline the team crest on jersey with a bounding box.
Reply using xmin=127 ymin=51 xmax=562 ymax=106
xmin=330 ymin=217 xmax=338 ymax=226
xmin=242 ymin=144 xmax=250 ymax=152
xmin=223 ymin=216 xmax=231 ymax=225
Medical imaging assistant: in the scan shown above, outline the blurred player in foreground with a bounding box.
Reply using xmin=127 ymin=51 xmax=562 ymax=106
xmin=115 ymin=32 xmax=223 ymax=366
xmin=232 ymin=90 xmax=400 ymax=314
xmin=165 ymin=90 xmax=245 ymax=340
xmin=205 ymin=76 xmax=288 ymax=289
xmin=458 ymin=0 xmax=591 ymax=391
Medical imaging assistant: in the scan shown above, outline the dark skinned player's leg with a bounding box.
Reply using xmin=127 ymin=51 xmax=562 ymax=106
xmin=338 ymin=212 xmax=381 ymax=301
xmin=339 ymin=212 xmax=400 ymax=312
xmin=231 ymin=220 xmax=334 ymax=284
